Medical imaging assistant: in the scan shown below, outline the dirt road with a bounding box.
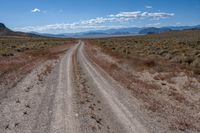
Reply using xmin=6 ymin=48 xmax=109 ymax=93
xmin=0 ymin=41 xmax=147 ymax=133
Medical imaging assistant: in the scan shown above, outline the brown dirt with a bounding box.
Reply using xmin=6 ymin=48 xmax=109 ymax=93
xmin=0 ymin=43 xmax=73 ymax=99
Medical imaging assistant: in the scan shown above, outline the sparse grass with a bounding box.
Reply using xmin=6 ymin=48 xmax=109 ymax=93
xmin=37 ymin=64 xmax=53 ymax=81
xmin=0 ymin=36 xmax=75 ymax=98
xmin=86 ymin=29 xmax=200 ymax=76
xmin=85 ymin=30 xmax=200 ymax=132
xmin=0 ymin=36 xmax=75 ymax=57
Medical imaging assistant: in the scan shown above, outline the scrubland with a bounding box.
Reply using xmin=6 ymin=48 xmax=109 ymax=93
xmin=87 ymin=30 xmax=200 ymax=75
xmin=86 ymin=30 xmax=200 ymax=132
xmin=0 ymin=36 xmax=75 ymax=99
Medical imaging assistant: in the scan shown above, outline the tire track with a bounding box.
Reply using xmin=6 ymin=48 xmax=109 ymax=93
xmin=73 ymin=45 xmax=115 ymax=133
xmin=0 ymin=41 xmax=148 ymax=133
xmin=31 ymin=64 xmax=59 ymax=133
xmin=49 ymin=43 xmax=80 ymax=133
xmin=77 ymin=42 xmax=148 ymax=133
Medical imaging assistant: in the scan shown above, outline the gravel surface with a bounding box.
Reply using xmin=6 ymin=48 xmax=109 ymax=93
xmin=0 ymin=42 xmax=147 ymax=133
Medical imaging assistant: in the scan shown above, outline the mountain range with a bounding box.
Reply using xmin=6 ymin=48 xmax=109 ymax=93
xmin=0 ymin=22 xmax=200 ymax=38
xmin=35 ymin=25 xmax=200 ymax=38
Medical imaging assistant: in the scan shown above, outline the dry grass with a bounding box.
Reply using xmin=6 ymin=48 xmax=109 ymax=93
xmin=85 ymin=30 xmax=200 ymax=132
xmin=0 ymin=36 xmax=75 ymax=74
xmin=0 ymin=36 xmax=75 ymax=57
xmin=37 ymin=64 xmax=53 ymax=82
xmin=0 ymin=36 xmax=75 ymax=99
xmin=86 ymin=29 xmax=200 ymax=77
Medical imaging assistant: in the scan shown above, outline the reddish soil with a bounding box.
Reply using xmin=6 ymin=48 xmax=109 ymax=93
xmin=0 ymin=43 xmax=73 ymax=99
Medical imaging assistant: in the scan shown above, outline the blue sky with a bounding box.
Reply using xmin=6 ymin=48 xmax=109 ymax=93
xmin=0 ymin=0 xmax=200 ymax=33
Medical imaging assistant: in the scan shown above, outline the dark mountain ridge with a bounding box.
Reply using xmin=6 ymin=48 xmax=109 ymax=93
xmin=139 ymin=27 xmax=172 ymax=34
xmin=0 ymin=23 xmax=41 ymax=37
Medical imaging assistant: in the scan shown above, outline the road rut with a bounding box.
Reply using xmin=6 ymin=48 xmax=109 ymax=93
xmin=0 ymin=42 xmax=147 ymax=133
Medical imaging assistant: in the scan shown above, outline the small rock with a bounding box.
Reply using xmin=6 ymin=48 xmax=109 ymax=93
xmin=5 ymin=124 xmax=9 ymax=129
xmin=23 ymin=111 xmax=28 ymax=115
xmin=16 ymin=99 xmax=20 ymax=103
xmin=25 ymin=104 xmax=30 ymax=108
xmin=25 ymin=87 xmax=31 ymax=92
xmin=15 ymin=123 xmax=19 ymax=127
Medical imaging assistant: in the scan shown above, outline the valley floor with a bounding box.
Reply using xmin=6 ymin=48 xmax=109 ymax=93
xmin=0 ymin=41 xmax=199 ymax=133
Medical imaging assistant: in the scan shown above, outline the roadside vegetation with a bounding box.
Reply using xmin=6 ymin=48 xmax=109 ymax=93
xmin=86 ymin=29 xmax=200 ymax=132
xmin=0 ymin=36 xmax=75 ymax=99
xmin=0 ymin=36 xmax=74 ymax=57
xmin=87 ymin=29 xmax=200 ymax=76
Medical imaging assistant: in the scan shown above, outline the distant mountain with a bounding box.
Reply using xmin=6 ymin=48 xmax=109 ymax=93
xmin=0 ymin=23 xmax=6 ymax=28
xmin=0 ymin=23 xmax=12 ymax=35
xmin=0 ymin=23 xmax=41 ymax=37
xmin=139 ymin=27 xmax=172 ymax=34
xmin=83 ymin=32 xmax=108 ymax=36
xmin=164 ymin=25 xmax=200 ymax=30
xmin=32 ymin=25 xmax=200 ymax=38
xmin=90 ymin=27 xmax=142 ymax=34
xmin=2 ymin=22 xmax=200 ymax=38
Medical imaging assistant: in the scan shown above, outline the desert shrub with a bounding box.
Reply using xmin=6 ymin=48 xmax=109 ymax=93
xmin=1 ymin=53 xmax=14 ymax=57
xmin=143 ymin=59 xmax=156 ymax=67
xmin=171 ymin=56 xmax=184 ymax=64
xmin=197 ymin=41 xmax=200 ymax=45
xmin=158 ymin=50 xmax=168 ymax=56
xmin=191 ymin=58 xmax=200 ymax=67
xmin=0 ymin=36 xmax=75 ymax=57
xmin=87 ymin=29 xmax=200 ymax=75
xmin=193 ymin=68 xmax=200 ymax=75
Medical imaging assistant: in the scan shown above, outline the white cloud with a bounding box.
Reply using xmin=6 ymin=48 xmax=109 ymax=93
xmin=15 ymin=24 xmax=128 ymax=33
xmin=16 ymin=10 xmax=174 ymax=33
xmin=147 ymin=23 xmax=160 ymax=26
xmin=110 ymin=11 xmax=142 ymax=18
xmin=111 ymin=11 xmax=174 ymax=19
xmin=31 ymin=8 xmax=41 ymax=13
xmin=146 ymin=12 xmax=175 ymax=19
xmin=81 ymin=17 xmax=109 ymax=24
xmin=145 ymin=5 xmax=152 ymax=9
xmin=80 ymin=17 xmax=131 ymax=25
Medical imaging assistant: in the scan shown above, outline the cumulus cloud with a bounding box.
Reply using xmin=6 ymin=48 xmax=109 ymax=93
xmin=80 ymin=17 xmax=132 ymax=25
xmin=111 ymin=11 xmax=174 ymax=19
xmin=81 ymin=11 xmax=174 ymax=25
xmin=17 ymin=10 xmax=174 ymax=33
xmin=146 ymin=12 xmax=175 ymax=19
xmin=31 ymin=8 xmax=41 ymax=13
xmin=147 ymin=23 xmax=160 ymax=26
xmin=110 ymin=11 xmax=141 ymax=18
xmin=15 ymin=24 xmax=126 ymax=33
xmin=81 ymin=17 xmax=110 ymax=25
xmin=145 ymin=5 xmax=152 ymax=9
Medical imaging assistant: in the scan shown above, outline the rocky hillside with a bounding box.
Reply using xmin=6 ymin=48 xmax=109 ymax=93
xmin=0 ymin=23 xmax=40 ymax=37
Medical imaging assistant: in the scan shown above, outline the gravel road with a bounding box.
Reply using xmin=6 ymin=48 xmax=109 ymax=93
xmin=0 ymin=41 xmax=147 ymax=133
